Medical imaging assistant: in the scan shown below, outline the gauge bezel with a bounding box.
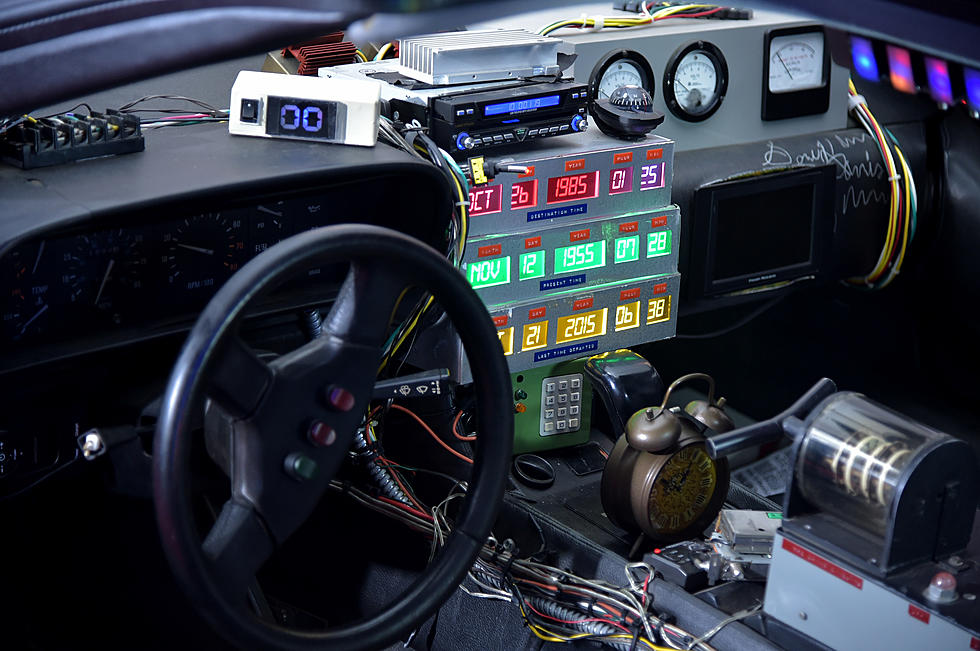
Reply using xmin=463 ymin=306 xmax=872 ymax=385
xmin=761 ymin=25 xmax=831 ymax=121
xmin=588 ymin=49 xmax=656 ymax=105
xmin=663 ymin=40 xmax=729 ymax=123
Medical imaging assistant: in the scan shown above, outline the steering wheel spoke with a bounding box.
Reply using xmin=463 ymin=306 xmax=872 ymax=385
xmin=322 ymin=259 xmax=412 ymax=346
xmin=206 ymin=336 xmax=274 ymax=420
xmin=203 ymin=499 xmax=276 ymax=604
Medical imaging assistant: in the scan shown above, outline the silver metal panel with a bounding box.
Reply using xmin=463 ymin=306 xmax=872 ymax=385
xmin=463 ymin=206 xmax=679 ymax=306
xmin=474 ymin=6 xmax=849 ymax=151
xmin=765 ymin=533 xmax=977 ymax=651
xmin=397 ymin=29 xmax=562 ymax=85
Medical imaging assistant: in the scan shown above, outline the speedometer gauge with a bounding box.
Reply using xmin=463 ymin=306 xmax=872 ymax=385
xmin=589 ymin=50 xmax=655 ymax=102
xmin=664 ymin=41 xmax=728 ymax=122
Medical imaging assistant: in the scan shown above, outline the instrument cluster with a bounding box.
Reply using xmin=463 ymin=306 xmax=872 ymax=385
xmin=1 ymin=193 xmax=342 ymax=349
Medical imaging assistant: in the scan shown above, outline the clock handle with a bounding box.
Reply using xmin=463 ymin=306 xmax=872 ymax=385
xmin=705 ymin=378 xmax=837 ymax=459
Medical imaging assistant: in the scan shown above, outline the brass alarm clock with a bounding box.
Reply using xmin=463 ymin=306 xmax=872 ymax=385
xmin=600 ymin=373 xmax=732 ymax=543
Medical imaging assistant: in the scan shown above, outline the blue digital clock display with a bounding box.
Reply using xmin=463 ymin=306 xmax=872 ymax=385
xmin=483 ymin=94 xmax=561 ymax=117
xmin=265 ymin=95 xmax=337 ymax=140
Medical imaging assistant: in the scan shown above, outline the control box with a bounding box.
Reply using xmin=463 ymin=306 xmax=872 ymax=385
xmin=229 ymin=70 xmax=380 ymax=146
xmin=512 ymin=360 xmax=594 ymax=454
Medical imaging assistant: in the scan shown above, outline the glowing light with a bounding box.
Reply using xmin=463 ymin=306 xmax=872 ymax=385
xmin=886 ymin=45 xmax=916 ymax=94
xmin=850 ymin=37 xmax=879 ymax=82
xmin=924 ymin=57 xmax=953 ymax=104
xmin=964 ymin=68 xmax=980 ymax=114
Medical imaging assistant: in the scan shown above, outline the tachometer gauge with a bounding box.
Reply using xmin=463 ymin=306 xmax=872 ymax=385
xmin=664 ymin=41 xmax=728 ymax=122
xmin=164 ymin=212 xmax=247 ymax=294
xmin=589 ymin=50 xmax=655 ymax=102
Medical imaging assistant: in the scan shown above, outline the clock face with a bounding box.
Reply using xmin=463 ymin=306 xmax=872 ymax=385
xmin=768 ymin=31 xmax=826 ymax=93
xmin=647 ymin=443 xmax=718 ymax=534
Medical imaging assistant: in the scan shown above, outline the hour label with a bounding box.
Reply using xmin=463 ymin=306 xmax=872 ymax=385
xmin=615 ymin=301 xmax=641 ymax=331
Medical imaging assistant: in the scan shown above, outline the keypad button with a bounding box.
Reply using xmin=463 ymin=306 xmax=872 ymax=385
xmin=570 ymin=405 xmax=580 ymax=416
xmin=545 ymin=396 xmax=555 ymax=406
xmin=544 ymin=422 xmax=555 ymax=433
xmin=545 ymin=409 xmax=555 ymax=419
xmin=557 ymin=407 xmax=567 ymax=417
xmin=559 ymin=380 xmax=568 ymax=390
xmin=570 ymin=378 xmax=581 ymax=389
xmin=558 ymin=394 xmax=568 ymax=404
xmin=546 ymin=382 xmax=556 ymax=393
xmin=570 ymin=392 xmax=580 ymax=402
xmin=569 ymin=418 xmax=579 ymax=429
xmin=556 ymin=420 xmax=567 ymax=431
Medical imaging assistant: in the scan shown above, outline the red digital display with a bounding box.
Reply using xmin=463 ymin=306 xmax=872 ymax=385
xmin=608 ymin=167 xmax=634 ymax=195
xmin=468 ymin=185 xmax=503 ymax=216
xmin=510 ymin=179 xmax=538 ymax=210
xmin=546 ymin=171 xmax=600 ymax=205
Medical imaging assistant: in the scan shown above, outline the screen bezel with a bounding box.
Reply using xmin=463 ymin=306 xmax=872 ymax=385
xmin=691 ymin=166 xmax=836 ymax=297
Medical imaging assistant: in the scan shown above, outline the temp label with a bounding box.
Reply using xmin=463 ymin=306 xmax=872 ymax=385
xmin=533 ymin=340 xmax=599 ymax=363
xmin=527 ymin=203 xmax=588 ymax=223
xmin=540 ymin=274 xmax=586 ymax=292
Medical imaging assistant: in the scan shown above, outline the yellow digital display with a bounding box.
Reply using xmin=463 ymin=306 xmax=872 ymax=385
xmin=647 ymin=296 xmax=671 ymax=324
xmin=521 ymin=321 xmax=549 ymax=351
xmin=497 ymin=327 xmax=514 ymax=356
xmin=556 ymin=307 xmax=608 ymax=344
xmin=615 ymin=301 xmax=641 ymax=331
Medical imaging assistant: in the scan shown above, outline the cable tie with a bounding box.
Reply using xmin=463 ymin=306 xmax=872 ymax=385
xmin=847 ymin=93 xmax=867 ymax=111
xmin=579 ymin=13 xmax=590 ymax=27
xmin=888 ymin=173 xmax=901 ymax=182
xmin=592 ymin=14 xmax=605 ymax=30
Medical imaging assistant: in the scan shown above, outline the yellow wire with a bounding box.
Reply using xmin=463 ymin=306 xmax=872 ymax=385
xmin=604 ymin=634 xmax=673 ymax=650
xmin=875 ymin=145 xmax=912 ymax=288
xmin=355 ymin=49 xmax=368 ymax=62
xmin=374 ymin=42 xmax=393 ymax=61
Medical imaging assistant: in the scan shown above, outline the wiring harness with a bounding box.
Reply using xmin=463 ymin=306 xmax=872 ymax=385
xmin=845 ymin=79 xmax=917 ymax=289
xmin=538 ymin=3 xmax=750 ymax=36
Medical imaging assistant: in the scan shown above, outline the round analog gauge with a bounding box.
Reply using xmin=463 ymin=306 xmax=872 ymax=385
xmin=768 ymin=30 xmax=825 ymax=93
xmin=164 ymin=212 xmax=247 ymax=294
xmin=589 ymin=50 xmax=655 ymax=102
xmin=63 ymin=229 xmax=148 ymax=317
xmin=664 ymin=41 xmax=728 ymax=122
xmin=2 ymin=242 xmax=52 ymax=341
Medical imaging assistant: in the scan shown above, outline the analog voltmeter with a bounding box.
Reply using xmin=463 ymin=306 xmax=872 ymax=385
xmin=589 ymin=50 xmax=655 ymax=101
xmin=761 ymin=26 xmax=831 ymax=120
xmin=664 ymin=41 xmax=728 ymax=122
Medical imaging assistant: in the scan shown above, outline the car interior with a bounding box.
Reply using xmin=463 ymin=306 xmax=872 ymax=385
xmin=1 ymin=0 xmax=978 ymax=649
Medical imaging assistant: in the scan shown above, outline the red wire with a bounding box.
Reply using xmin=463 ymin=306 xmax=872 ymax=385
xmin=453 ymin=410 xmax=476 ymax=441
xmin=376 ymin=455 xmax=426 ymax=512
xmin=524 ymin=599 xmax=632 ymax=634
xmin=655 ymin=7 xmax=723 ymax=20
xmin=377 ymin=495 xmax=433 ymax=521
xmin=390 ymin=403 xmax=473 ymax=464
xmin=642 ymin=574 xmax=650 ymax=606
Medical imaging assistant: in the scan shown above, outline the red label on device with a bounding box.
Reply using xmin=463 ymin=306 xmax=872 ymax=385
xmin=613 ymin=152 xmax=633 ymax=164
xmin=782 ymin=539 xmax=864 ymax=589
xmin=970 ymin=637 xmax=980 ymax=649
xmin=908 ymin=605 xmax=930 ymax=624
xmin=525 ymin=236 xmax=541 ymax=249
xmin=646 ymin=148 xmax=663 ymax=160
xmin=653 ymin=283 xmax=668 ymax=295
xmin=570 ymin=229 xmax=590 ymax=242
xmin=478 ymin=244 xmax=502 ymax=258
xmin=620 ymin=288 xmax=641 ymax=301
xmin=528 ymin=307 xmax=546 ymax=320
xmin=619 ymin=221 xmax=639 ymax=233
xmin=573 ymin=298 xmax=594 ymax=311
xmin=565 ymin=158 xmax=586 ymax=172
xmin=651 ymin=216 xmax=668 ymax=228
xmin=492 ymin=315 xmax=508 ymax=327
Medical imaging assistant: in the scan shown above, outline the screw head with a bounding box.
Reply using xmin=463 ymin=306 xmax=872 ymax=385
xmin=798 ymin=611 xmax=808 ymax=621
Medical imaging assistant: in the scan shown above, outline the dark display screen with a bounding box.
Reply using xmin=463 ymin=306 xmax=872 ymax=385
xmin=265 ymin=96 xmax=337 ymax=140
xmin=712 ymin=184 xmax=814 ymax=281
xmin=483 ymin=94 xmax=560 ymax=116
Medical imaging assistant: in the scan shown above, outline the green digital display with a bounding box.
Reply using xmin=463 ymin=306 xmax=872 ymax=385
xmin=647 ymin=230 xmax=672 ymax=258
xmin=467 ymin=256 xmax=511 ymax=289
xmin=554 ymin=241 xmax=606 ymax=274
xmin=614 ymin=235 xmax=639 ymax=264
xmin=519 ymin=250 xmax=546 ymax=280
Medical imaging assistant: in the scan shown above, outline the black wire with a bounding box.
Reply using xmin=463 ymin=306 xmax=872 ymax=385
xmin=674 ymin=295 xmax=784 ymax=340
xmin=0 ymin=457 xmax=80 ymax=502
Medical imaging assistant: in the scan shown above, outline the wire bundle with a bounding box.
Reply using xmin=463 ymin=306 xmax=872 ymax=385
xmin=845 ymin=79 xmax=917 ymax=289
xmin=537 ymin=4 xmax=735 ymax=36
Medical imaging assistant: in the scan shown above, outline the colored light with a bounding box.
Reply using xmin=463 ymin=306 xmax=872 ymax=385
xmin=468 ymin=184 xmax=503 ymax=216
xmin=496 ymin=327 xmax=515 ymax=356
xmin=647 ymin=296 xmax=671 ymax=325
xmin=510 ymin=179 xmax=538 ymax=209
xmin=484 ymin=94 xmax=560 ymax=117
xmin=924 ymin=57 xmax=953 ymax=104
xmin=614 ymin=235 xmax=639 ymax=264
xmin=647 ymin=231 xmax=672 ymax=257
xmin=608 ymin=167 xmax=634 ymax=195
xmin=519 ymin=250 xmax=545 ymax=280
xmin=964 ymin=68 xmax=980 ymax=112
xmin=521 ymin=321 xmax=549 ymax=351
xmin=639 ymin=163 xmax=665 ymax=191
xmin=467 ymin=256 xmax=511 ymax=289
xmin=556 ymin=307 xmax=608 ymax=344
xmin=886 ymin=45 xmax=916 ymax=94
xmin=554 ymin=241 xmax=606 ymax=274
xmin=850 ymin=36 xmax=879 ymax=82
xmin=615 ymin=301 xmax=641 ymax=332
xmin=546 ymin=171 xmax=600 ymax=204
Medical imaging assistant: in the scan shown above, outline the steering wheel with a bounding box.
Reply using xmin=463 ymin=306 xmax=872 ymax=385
xmin=153 ymin=224 xmax=513 ymax=650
